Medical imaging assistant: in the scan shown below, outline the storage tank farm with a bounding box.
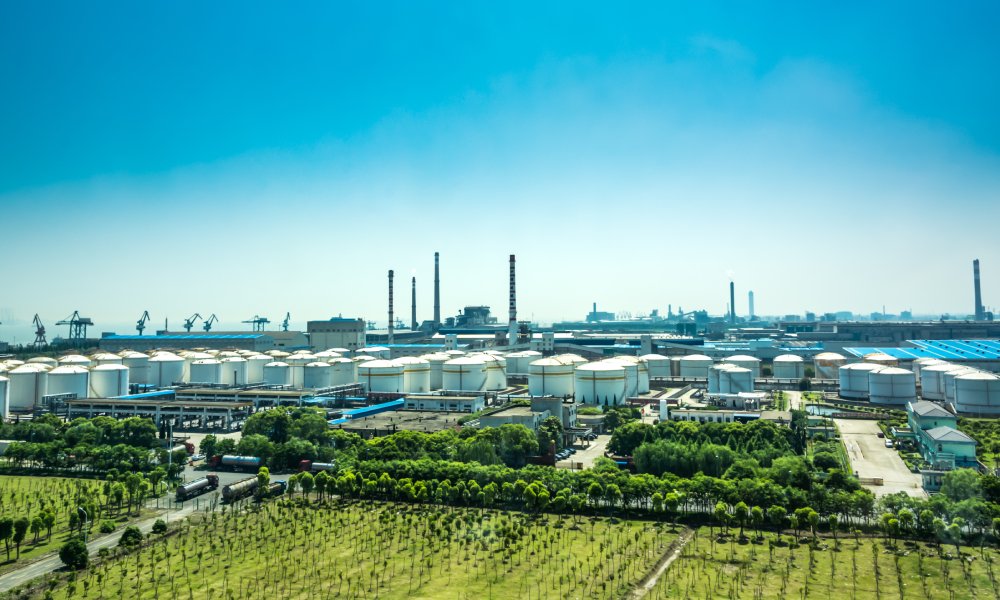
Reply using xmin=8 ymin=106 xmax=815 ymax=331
xmin=120 ymin=351 xmax=150 ymax=384
xmin=190 ymin=359 xmax=222 ymax=385
xmin=641 ymin=354 xmax=672 ymax=378
xmin=420 ymin=353 xmax=451 ymax=389
xmin=575 ymin=361 xmax=627 ymax=406
xmin=527 ymin=357 xmax=575 ymax=397
xmin=772 ymin=354 xmax=805 ymax=379
xmin=263 ymin=362 xmax=291 ymax=386
xmin=954 ymin=372 xmax=1000 ymax=416
xmin=721 ymin=355 xmax=761 ymax=378
xmin=90 ymin=364 xmax=129 ymax=398
xmin=442 ymin=355 xmax=489 ymax=392
xmin=358 ymin=359 xmax=404 ymax=393
xmin=303 ymin=362 xmax=332 ymax=389
xmin=813 ymin=352 xmax=847 ymax=379
xmin=7 ymin=365 xmax=48 ymax=412
xmin=46 ymin=365 xmax=90 ymax=399
xmin=868 ymin=367 xmax=917 ymax=405
xmin=220 ymin=357 xmax=248 ymax=385
xmin=838 ymin=363 xmax=883 ymax=399
xmin=679 ymin=354 xmax=714 ymax=378
xmin=327 ymin=358 xmax=357 ymax=386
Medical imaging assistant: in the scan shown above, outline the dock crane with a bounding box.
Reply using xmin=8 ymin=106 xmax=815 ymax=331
xmin=32 ymin=314 xmax=47 ymax=347
xmin=281 ymin=312 xmax=291 ymax=332
xmin=182 ymin=313 xmax=202 ymax=332
xmin=136 ymin=311 xmax=150 ymax=335
xmin=242 ymin=315 xmax=270 ymax=332
xmin=203 ymin=314 xmax=218 ymax=332
xmin=56 ymin=311 xmax=94 ymax=344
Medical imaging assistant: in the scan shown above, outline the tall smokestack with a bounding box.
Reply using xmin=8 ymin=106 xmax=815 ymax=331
xmin=729 ymin=281 xmax=736 ymax=324
xmin=975 ymin=259 xmax=985 ymax=320
xmin=509 ymin=254 xmax=517 ymax=346
xmin=748 ymin=290 xmax=755 ymax=320
xmin=433 ymin=252 xmax=441 ymax=328
xmin=388 ymin=269 xmax=394 ymax=345
xmin=411 ymin=276 xmax=417 ymax=330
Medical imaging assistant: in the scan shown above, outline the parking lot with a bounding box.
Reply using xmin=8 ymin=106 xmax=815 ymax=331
xmin=836 ymin=418 xmax=925 ymax=498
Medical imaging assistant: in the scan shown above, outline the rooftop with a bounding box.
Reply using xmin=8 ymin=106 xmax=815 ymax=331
xmin=907 ymin=400 xmax=955 ymax=419
xmin=925 ymin=426 xmax=977 ymax=444
xmin=844 ymin=340 xmax=1000 ymax=361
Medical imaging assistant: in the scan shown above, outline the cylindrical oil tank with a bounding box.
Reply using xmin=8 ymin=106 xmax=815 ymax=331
xmin=0 ymin=376 xmax=8 ymax=419
xmin=772 ymin=354 xmax=805 ymax=379
xmin=90 ymin=352 xmax=123 ymax=366
xmin=357 ymin=347 xmax=390 ymax=359
xmin=314 ymin=350 xmax=343 ymax=361
xmin=59 ymin=354 xmax=92 ymax=368
xmin=838 ymin=363 xmax=883 ymax=399
xmin=265 ymin=350 xmax=291 ymax=359
xmin=527 ymin=357 xmax=574 ymax=397
xmin=442 ymin=356 xmax=489 ymax=392
xmin=478 ymin=354 xmax=507 ymax=391
xmin=327 ymin=358 xmax=358 ymax=386
xmin=353 ymin=355 xmax=377 ymax=365
xmin=395 ymin=357 xmax=431 ymax=393
xmin=721 ymin=367 xmax=754 ymax=394
xmin=868 ymin=367 xmax=916 ymax=405
xmin=7 ymin=365 xmax=48 ymax=412
xmin=26 ymin=357 xmax=58 ymax=367
xmin=708 ymin=363 xmax=736 ymax=394
xmin=47 ymin=365 xmax=90 ymax=399
xmin=2 ymin=360 xmax=25 ymax=369
xmin=863 ymin=353 xmax=899 ymax=368
xmin=444 ymin=349 xmax=466 ymax=357
xmin=217 ymin=351 xmax=241 ymax=359
xmin=263 ymin=362 xmax=291 ymax=386
xmin=954 ymin=372 xmax=1000 ymax=415
xmin=148 ymin=353 xmax=185 ymax=387
xmin=722 ymin=355 xmax=761 ymax=378
xmin=919 ymin=363 xmax=957 ymax=400
xmin=943 ymin=367 xmax=980 ymax=404
xmin=641 ymin=354 xmax=672 ymax=378
xmin=285 ymin=354 xmax=317 ymax=389
xmin=303 ymin=362 xmax=332 ymax=389
xmin=813 ymin=352 xmax=847 ymax=379
xmin=679 ymin=354 xmax=713 ymax=378
xmin=556 ymin=354 xmax=588 ymax=366
xmin=246 ymin=355 xmax=271 ymax=383
xmin=420 ymin=353 xmax=451 ymax=389
xmin=603 ymin=358 xmax=639 ymax=398
xmin=180 ymin=351 xmax=213 ymax=382
xmin=220 ymin=357 xmax=248 ymax=385
xmin=575 ymin=362 xmax=627 ymax=406
xmin=120 ymin=351 xmax=150 ymax=385
xmin=90 ymin=364 xmax=129 ymax=398
xmin=190 ymin=359 xmax=223 ymax=385
xmin=202 ymin=349 xmax=220 ymax=356
xmin=358 ymin=359 xmax=404 ymax=393
xmin=912 ymin=358 xmax=947 ymax=383
xmin=503 ymin=352 xmax=528 ymax=375
xmin=611 ymin=356 xmax=649 ymax=393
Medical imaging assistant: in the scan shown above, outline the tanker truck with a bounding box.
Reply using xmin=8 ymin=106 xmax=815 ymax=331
xmin=221 ymin=476 xmax=259 ymax=503
xmin=175 ymin=475 xmax=219 ymax=502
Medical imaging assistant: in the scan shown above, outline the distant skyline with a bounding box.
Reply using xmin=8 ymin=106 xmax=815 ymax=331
xmin=2 ymin=2 xmax=998 ymax=333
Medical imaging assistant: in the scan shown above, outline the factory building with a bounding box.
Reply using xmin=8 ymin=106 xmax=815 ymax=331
xmin=307 ymin=318 xmax=366 ymax=352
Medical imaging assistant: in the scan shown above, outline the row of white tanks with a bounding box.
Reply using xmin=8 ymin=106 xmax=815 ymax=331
xmin=838 ymin=363 xmax=917 ymax=405
xmin=0 ymin=361 xmax=130 ymax=415
xmin=526 ymin=355 xmax=652 ymax=406
xmin=916 ymin=361 xmax=1000 ymax=415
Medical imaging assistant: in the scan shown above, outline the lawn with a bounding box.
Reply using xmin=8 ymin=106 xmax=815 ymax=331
xmin=30 ymin=499 xmax=674 ymax=600
xmin=650 ymin=528 xmax=1000 ymax=599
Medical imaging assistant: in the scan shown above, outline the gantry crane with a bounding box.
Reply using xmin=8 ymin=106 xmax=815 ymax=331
xmin=182 ymin=313 xmax=202 ymax=332
xmin=242 ymin=315 xmax=270 ymax=332
xmin=203 ymin=314 xmax=218 ymax=331
xmin=281 ymin=312 xmax=291 ymax=332
xmin=56 ymin=311 xmax=94 ymax=344
xmin=136 ymin=311 xmax=150 ymax=335
xmin=32 ymin=314 xmax=47 ymax=347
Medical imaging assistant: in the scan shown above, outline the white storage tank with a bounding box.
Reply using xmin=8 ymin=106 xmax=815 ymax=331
xmin=504 ymin=351 xmax=541 ymax=375
xmin=358 ymin=359 xmax=405 ymax=393
xmin=27 ymin=357 xmax=58 ymax=367
xmin=353 ymin=355 xmax=377 ymax=365
xmin=420 ymin=353 xmax=451 ymax=389
xmin=120 ymin=351 xmax=150 ymax=385
xmin=613 ymin=356 xmax=649 ymax=394
xmin=90 ymin=364 xmax=129 ymax=398
xmin=216 ymin=351 xmax=241 ymax=358
xmin=180 ymin=351 xmax=213 ymax=382
xmin=148 ymin=353 xmax=185 ymax=387
xmin=772 ymin=355 xmax=805 ymax=379
xmin=265 ymin=350 xmax=291 ymax=359
xmin=839 ymin=363 xmax=883 ymax=399
xmin=314 ymin=350 xmax=343 ymax=360
xmin=220 ymin=357 xmax=248 ymax=386
xmin=575 ymin=361 xmax=627 ymax=406
xmin=919 ymin=363 xmax=957 ymax=400
xmin=59 ymin=354 xmax=92 ymax=368
xmin=443 ymin=356 xmax=489 ymax=392
xmin=7 ymin=365 xmax=48 ymax=412
xmin=912 ymin=358 xmax=947 ymax=383
xmin=556 ymin=354 xmax=588 ymax=366
xmin=863 ymin=353 xmax=899 ymax=368
xmin=954 ymin=372 xmax=1000 ymax=416
xmin=527 ymin=357 xmax=575 ymax=397
xmin=603 ymin=358 xmax=639 ymax=397
xmin=246 ymin=355 xmax=271 ymax=383
xmin=357 ymin=347 xmax=390 ymax=359
xmin=641 ymin=354 xmax=672 ymax=378
xmin=190 ymin=359 xmax=223 ymax=385
xmin=285 ymin=354 xmax=317 ymax=389
xmin=90 ymin=352 xmax=123 ymax=366
xmin=479 ymin=354 xmax=507 ymax=391
xmin=813 ymin=352 xmax=847 ymax=379
xmin=263 ymin=362 xmax=291 ymax=387
xmin=722 ymin=355 xmax=761 ymax=378
xmin=708 ymin=363 xmax=737 ymax=394
xmin=327 ymin=358 xmax=358 ymax=386
xmin=721 ymin=367 xmax=754 ymax=394
xmin=0 ymin=376 xmax=8 ymax=419
xmin=303 ymin=362 xmax=333 ymax=389
xmin=679 ymin=354 xmax=714 ymax=378
xmin=943 ymin=367 xmax=980 ymax=404
xmin=2 ymin=360 xmax=25 ymax=369
xmin=868 ymin=367 xmax=916 ymax=405
xmin=395 ymin=357 xmax=431 ymax=393
xmin=47 ymin=365 xmax=90 ymax=399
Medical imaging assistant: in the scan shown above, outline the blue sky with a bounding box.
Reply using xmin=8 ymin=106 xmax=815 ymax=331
xmin=1 ymin=2 xmax=999 ymax=334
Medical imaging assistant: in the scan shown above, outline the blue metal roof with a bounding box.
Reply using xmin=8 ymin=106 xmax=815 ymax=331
xmin=112 ymin=390 xmax=176 ymax=400
xmin=105 ymin=334 xmax=264 ymax=340
xmin=844 ymin=340 xmax=1000 ymax=361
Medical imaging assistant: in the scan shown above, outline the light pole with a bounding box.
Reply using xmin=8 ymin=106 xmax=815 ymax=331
xmin=77 ymin=506 xmax=89 ymax=543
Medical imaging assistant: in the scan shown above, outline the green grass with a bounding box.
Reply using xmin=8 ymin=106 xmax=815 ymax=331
xmin=650 ymin=528 xmax=1000 ymax=599
xmin=33 ymin=500 xmax=676 ymax=600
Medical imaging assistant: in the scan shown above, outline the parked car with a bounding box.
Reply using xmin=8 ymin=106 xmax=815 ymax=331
xmin=884 ymin=440 xmax=893 ymax=448
xmin=876 ymin=432 xmax=885 ymax=438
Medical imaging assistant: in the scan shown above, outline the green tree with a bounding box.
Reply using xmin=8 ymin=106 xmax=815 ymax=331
xmin=734 ymin=502 xmax=749 ymax=539
xmin=0 ymin=517 xmax=13 ymax=561
xmin=536 ymin=416 xmax=564 ymax=455
xmin=299 ymin=471 xmax=315 ymax=498
xmin=751 ymin=506 xmax=765 ymax=540
xmin=200 ymin=434 xmax=218 ymax=458
xmin=41 ymin=511 xmax=55 ymax=540
xmin=497 ymin=424 xmax=539 ymax=468
xmin=118 ymin=526 xmax=143 ymax=548
xmin=59 ymin=537 xmax=89 ymax=570
xmin=12 ymin=517 xmax=29 ymax=559
xmin=151 ymin=519 xmax=167 ymax=535
xmin=940 ymin=468 xmax=981 ymax=502
xmin=255 ymin=466 xmax=271 ymax=500
xmin=125 ymin=473 xmax=144 ymax=514
xmin=29 ymin=516 xmax=43 ymax=544
xmin=314 ymin=470 xmax=330 ymax=501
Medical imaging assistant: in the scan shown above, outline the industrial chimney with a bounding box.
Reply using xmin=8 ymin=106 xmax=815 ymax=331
xmin=509 ymin=254 xmax=517 ymax=346
xmin=433 ymin=252 xmax=441 ymax=328
xmin=975 ymin=259 xmax=985 ymax=320
xmin=729 ymin=281 xmax=736 ymax=324
xmin=388 ymin=269 xmax=395 ymax=345
xmin=411 ymin=276 xmax=417 ymax=330
xmin=748 ymin=290 xmax=755 ymax=320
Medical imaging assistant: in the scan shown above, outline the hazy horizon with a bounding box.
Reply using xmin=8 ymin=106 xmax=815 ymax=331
xmin=2 ymin=2 xmax=998 ymax=334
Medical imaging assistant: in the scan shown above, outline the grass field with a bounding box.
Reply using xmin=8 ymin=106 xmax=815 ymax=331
xmin=650 ymin=529 xmax=1000 ymax=599
xmin=0 ymin=476 xmax=110 ymax=570
xmin=33 ymin=500 xmax=675 ymax=600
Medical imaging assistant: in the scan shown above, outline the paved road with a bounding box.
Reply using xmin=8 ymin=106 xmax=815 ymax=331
xmin=558 ymin=434 xmax=611 ymax=470
xmin=0 ymin=503 xmax=199 ymax=594
xmin=835 ymin=418 xmax=925 ymax=498
xmin=786 ymin=390 xmax=803 ymax=411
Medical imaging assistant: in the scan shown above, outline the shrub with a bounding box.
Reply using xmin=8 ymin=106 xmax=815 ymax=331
xmin=99 ymin=520 xmax=116 ymax=534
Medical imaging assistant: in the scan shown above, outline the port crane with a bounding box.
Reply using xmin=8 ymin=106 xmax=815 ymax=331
xmin=136 ymin=311 xmax=150 ymax=335
xmin=281 ymin=313 xmax=291 ymax=332
xmin=56 ymin=311 xmax=94 ymax=344
xmin=203 ymin=314 xmax=218 ymax=331
xmin=243 ymin=315 xmax=270 ymax=332
xmin=182 ymin=313 xmax=202 ymax=332
xmin=32 ymin=314 xmax=47 ymax=347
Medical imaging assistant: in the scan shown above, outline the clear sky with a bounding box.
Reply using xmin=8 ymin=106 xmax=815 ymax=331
xmin=1 ymin=2 xmax=999 ymax=336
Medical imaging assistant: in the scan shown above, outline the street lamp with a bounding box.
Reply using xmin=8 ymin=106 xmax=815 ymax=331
xmin=77 ymin=506 xmax=89 ymax=543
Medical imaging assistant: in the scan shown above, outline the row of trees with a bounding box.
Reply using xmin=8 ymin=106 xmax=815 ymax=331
xmin=0 ymin=512 xmax=54 ymax=560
